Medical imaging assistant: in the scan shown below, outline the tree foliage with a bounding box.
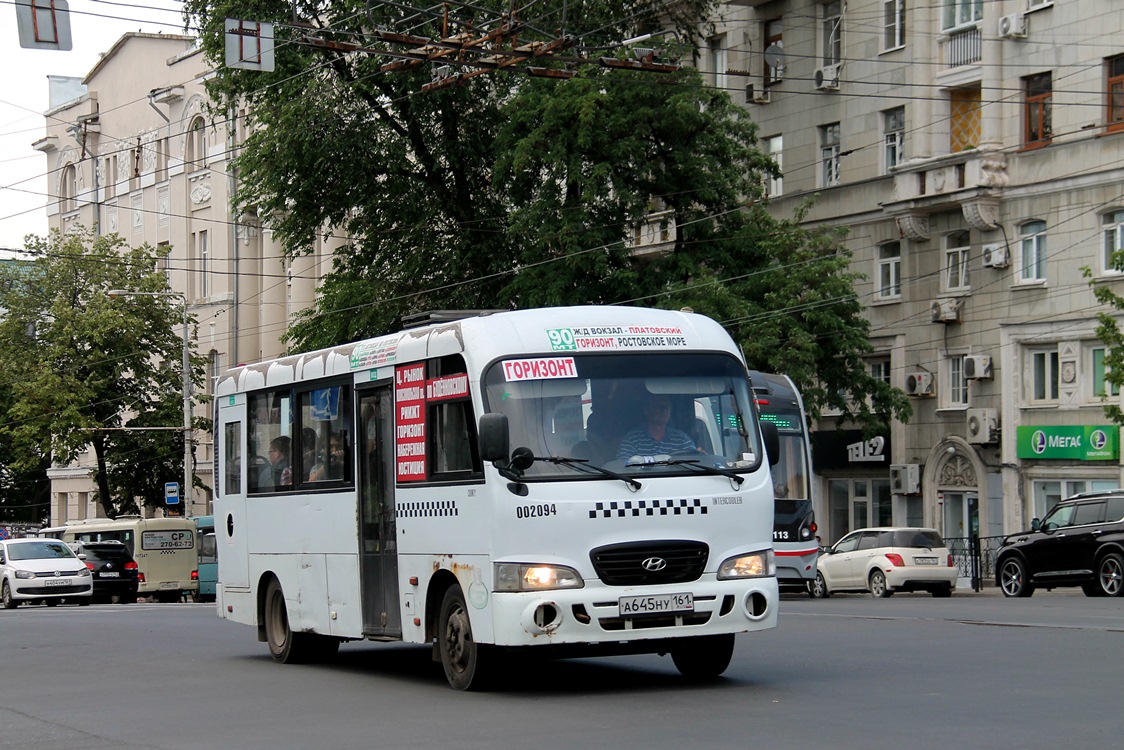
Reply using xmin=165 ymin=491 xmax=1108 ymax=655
xmin=1084 ymin=263 xmax=1124 ymax=423
xmin=0 ymin=231 xmax=209 ymax=518
xmin=183 ymin=0 xmax=910 ymax=428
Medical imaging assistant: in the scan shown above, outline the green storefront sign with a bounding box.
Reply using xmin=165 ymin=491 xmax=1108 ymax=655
xmin=1016 ymin=425 xmax=1120 ymax=461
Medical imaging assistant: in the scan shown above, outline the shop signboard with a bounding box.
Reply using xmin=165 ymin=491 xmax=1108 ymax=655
xmin=1016 ymin=425 xmax=1119 ymax=461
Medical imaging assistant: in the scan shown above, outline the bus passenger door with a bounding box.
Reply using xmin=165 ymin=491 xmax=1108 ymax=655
xmin=358 ymin=387 xmax=401 ymax=637
xmin=216 ymin=396 xmax=250 ymax=591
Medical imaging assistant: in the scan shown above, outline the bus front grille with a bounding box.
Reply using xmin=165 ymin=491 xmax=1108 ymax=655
xmin=590 ymin=540 xmax=709 ymax=586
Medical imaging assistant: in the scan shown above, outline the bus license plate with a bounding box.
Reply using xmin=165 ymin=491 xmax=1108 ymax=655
xmin=914 ymin=557 xmax=938 ymax=565
xmin=619 ymin=592 xmax=693 ymax=617
xmin=159 ymin=581 xmax=181 ymax=589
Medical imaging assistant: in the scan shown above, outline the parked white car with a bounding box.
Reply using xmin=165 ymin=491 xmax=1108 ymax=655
xmin=1 ymin=538 xmax=93 ymax=608
xmin=810 ymin=527 xmax=957 ymax=598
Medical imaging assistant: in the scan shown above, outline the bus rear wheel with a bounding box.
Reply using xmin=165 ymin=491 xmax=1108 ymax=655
xmin=264 ymin=578 xmax=339 ymax=664
xmin=670 ymin=633 xmax=735 ymax=679
xmin=438 ymin=586 xmax=494 ymax=691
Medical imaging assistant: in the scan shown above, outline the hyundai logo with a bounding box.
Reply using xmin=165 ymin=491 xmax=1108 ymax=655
xmin=641 ymin=557 xmax=668 ymax=572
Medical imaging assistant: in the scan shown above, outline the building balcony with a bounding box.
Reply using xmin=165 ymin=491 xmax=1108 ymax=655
xmin=882 ymin=149 xmax=1007 ymax=240
xmin=627 ymin=209 xmax=676 ymax=260
xmin=938 ymin=24 xmax=981 ymax=70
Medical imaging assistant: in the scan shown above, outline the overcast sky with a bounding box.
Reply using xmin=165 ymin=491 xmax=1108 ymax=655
xmin=0 ymin=0 xmax=186 ymax=250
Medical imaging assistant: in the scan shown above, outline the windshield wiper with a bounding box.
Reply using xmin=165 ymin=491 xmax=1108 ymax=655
xmin=624 ymin=455 xmax=745 ymax=487
xmin=539 ymin=455 xmax=642 ymax=491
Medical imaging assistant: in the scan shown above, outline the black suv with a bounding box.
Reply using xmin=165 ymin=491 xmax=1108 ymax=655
xmin=71 ymin=541 xmax=139 ymax=604
xmin=995 ymin=491 xmax=1124 ymax=597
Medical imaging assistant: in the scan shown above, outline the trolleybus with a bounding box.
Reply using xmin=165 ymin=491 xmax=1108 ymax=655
xmin=749 ymin=371 xmax=819 ymax=592
xmin=213 ymin=306 xmax=781 ymax=689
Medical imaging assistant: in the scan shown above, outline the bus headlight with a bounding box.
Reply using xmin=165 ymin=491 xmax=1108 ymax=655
xmin=494 ymin=563 xmax=584 ymax=592
xmin=717 ymin=550 xmax=775 ymax=579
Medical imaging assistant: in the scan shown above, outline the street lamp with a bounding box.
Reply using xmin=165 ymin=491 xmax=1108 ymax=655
xmin=108 ymin=289 xmax=193 ymax=515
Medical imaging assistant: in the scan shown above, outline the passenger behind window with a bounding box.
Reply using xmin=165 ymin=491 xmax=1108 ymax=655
xmin=309 ymin=432 xmax=349 ymax=481
xmin=261 ymin=435 xmax=292 ymax=490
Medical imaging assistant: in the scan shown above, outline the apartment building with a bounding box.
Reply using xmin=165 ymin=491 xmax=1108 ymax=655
xmin=706 ymin=0 xmax=1124 ymax=544
xmin=35 ymin=33 xmax=338 ymax=521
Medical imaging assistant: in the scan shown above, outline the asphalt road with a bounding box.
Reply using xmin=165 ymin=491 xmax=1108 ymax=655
xmin=0 ymin=589 xmax=1120 ymax=750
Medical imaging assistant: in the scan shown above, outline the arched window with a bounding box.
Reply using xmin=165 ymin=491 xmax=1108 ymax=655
xmin=59 ymin=163 xmax=77 ymax=212
xmin=185 ymin=116 xmax=207 ymax=171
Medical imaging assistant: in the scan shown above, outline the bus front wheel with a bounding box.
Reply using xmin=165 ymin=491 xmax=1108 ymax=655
xmin=670 ymin=633 xmax=735 ymax=679
xmin=438 ymin=586 xmax=494 ymax=691
xmin=264 ymin=578 xmax=339 ymax=664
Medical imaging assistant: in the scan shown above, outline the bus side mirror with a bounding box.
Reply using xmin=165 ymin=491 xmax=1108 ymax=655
xmin=478 ymin=413 xmax=510 ymax=463
xmin=760 ymin=420 xmax=780 ymax=466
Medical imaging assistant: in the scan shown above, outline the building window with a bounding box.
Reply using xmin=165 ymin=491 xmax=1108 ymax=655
xmin=877 ymin=242 xmax=901 ymax=300
xmin=1019 ymin=220 xmax=1046 ymax=282
xmin=883 ymin=107 xmax=905 ymax=173
xmin=1024 ymin=72 xmax=1053 ymax=148
xmin=950 ymin=88 xmax=981 ymax=153
xmin=1108 ymin=55 xmax=1124 ymax=133
xmin=946 ymin=354 xmax=967 ymax=407
xmin=1030 ymin=349 xmax=1059 ymax=403
xmin=883 ymin=0 xmax=904 ymax=51
xmin=943 ymin=231 xmax=970 ymax=292
xmin=1032 ymin=480 xmax=1118 ymax=521
xmin=208 ymin=350 xmax=221 ymax=396
xmin=822 ymin=1 xmax=842 ymax=66
xmin=156 ymin=137 xmax=168 ymax=182
xmin=186 ymin=116 xmax=207 ymax=171
xmin=1091 ymin=346 xmax=1120 ymax=399
xmin=869 ymin=358 xmax=891 ymax=384
xmin=198 ymin=230 xmax=210 ymax=299
xmin=941 ymin=0 xmax=982 ymax=31
xmin=1103 ymin=209 xmax=1124 ymax=274
xmin=820 ymin=123 xmax=841 ymax=187
xmin=763 ymin=135 xmax=782 ymax=197
xmin=709 ymin=35 xmax=727 ymax=91
xmin=764 ymin=19 xmax=784 ymax=85
xmin=59 ymin=163 xmax=77 ymax=212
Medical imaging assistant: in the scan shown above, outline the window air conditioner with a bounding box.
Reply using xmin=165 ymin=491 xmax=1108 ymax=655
xmin=905 ymin=371 xmax=934 ymax=396
xmin=930 ymin=298 xmax=962 ymax=323
xmin=813 ymin=64 xmax=840 ymax=91
xmin=982 ymin=243 xmax=1009 ymax=269
xmin=966 ymin=408 xmax=999 ymax=445
xmin=964 ymin=355 xmax=993 ymax=380
xmin=890 ymin=463 xmax=921 ymax=494
xmin=998 ymin=13 xmax=1027 ymax=39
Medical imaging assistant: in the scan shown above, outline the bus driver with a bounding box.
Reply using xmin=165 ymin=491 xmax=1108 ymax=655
xmin=616 ymin=394 xmax=696 ymax=460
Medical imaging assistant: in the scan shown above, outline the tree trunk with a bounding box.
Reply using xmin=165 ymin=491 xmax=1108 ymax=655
xmin=92 ymin=433 xmax=115 ymax=518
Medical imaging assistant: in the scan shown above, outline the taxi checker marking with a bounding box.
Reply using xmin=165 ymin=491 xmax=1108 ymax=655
xmin=395 ymin=500 xmax=459 ymax=518
xmin=589 ymin=498 xmax=707 ymax=518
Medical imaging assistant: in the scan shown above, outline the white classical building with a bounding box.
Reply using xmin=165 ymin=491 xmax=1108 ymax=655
xmin=35 ymin=33 xmax=341 ymax=521
xmin=701 ymin=0 xmax=1124 ymax=548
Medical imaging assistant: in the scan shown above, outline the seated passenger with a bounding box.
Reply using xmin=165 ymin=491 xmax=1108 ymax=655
xmin=616 ymin=395 xmax=696 ymax=460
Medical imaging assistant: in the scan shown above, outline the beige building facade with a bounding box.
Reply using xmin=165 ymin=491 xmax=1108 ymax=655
xmin=707 ymin=0 xmax=1124 ymax=547
xmin=35 ymin=33 xmax=338 ymax=522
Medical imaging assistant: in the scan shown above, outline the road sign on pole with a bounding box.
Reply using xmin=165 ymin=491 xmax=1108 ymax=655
xmin=165 ymin=482 xmax=181 ymax=505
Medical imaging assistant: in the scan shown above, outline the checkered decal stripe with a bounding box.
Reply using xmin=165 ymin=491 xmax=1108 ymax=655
xmin=589 ymin=498 xmax=707 ymax=518
xmin=397 ymin=500 xmax=459 ymax=518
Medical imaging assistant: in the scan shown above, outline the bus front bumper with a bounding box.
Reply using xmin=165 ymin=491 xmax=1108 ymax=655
xmin=486 ymin=576 xmax=778 ymax=648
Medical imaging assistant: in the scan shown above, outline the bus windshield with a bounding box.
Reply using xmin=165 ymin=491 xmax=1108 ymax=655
xmin=482 ymin=352 xmax=761 ymax=479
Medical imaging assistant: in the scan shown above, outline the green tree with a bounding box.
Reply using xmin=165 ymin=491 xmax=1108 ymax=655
xmin=1084 ymin=264 xmax=1124 ymax=423
xmin=0 ymin=231 xmax=208 ymax=518
xmin=183 ymin=0 xmax=909 ymax=429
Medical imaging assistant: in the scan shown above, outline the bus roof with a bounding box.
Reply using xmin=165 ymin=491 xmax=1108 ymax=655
xmin=216 ymin=306 xmax=740 ymax=396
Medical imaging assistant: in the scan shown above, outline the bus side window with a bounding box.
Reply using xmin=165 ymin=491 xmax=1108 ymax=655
xmin=431 ymin=400 xmax=479 ymax=474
